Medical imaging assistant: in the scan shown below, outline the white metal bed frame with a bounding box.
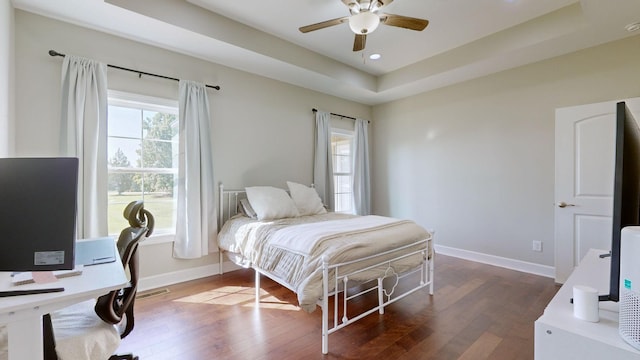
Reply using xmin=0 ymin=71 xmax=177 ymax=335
xmin=217 ymin=183 xmax=434 ymax=354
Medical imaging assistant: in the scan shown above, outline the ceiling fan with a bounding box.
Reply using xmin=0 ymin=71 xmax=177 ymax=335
xmin=299 ymin=0 xmax=429 ymax=52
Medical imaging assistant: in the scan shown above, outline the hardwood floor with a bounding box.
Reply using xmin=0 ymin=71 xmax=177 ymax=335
xmin=116 ymin=254 xmax=559 ymax=359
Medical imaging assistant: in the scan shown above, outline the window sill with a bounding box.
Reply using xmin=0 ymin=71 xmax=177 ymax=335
xmin=139 ymin=233 xmax=175 ymax=246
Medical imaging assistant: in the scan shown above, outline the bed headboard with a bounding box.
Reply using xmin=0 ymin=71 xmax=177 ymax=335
xmin=218 ymin=183 xmax=247 ymax=228
xmin=217 ymin=182 xmax=316 ymax=228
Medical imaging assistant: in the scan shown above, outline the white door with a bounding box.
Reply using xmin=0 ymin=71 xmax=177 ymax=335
xmin=555 ymin=98 xmax=640 ymax=283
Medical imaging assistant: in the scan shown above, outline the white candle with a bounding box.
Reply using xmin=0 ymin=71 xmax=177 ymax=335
xmin=573 ymin=285 xmax=599 ymax=322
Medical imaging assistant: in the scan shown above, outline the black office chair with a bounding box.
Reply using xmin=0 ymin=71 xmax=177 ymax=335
xmin=43 ymin=201 xmax=154 ymax=360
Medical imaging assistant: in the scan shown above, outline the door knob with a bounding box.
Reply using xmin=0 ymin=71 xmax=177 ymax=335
xmin=558 ymin=201 xmax=576 ymax=208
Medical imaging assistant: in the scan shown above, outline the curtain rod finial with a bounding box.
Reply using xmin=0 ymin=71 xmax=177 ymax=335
xmin=48 ymin=50 xmax=65 ymax=57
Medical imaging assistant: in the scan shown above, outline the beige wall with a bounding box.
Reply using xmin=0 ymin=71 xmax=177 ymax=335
xmin=372 ymin=34 xmax=640 ymax=267
xmin=13 ymin=11 xmax=371 ymax=286
xmin=0 ymin=2 xmax=13 ymax=156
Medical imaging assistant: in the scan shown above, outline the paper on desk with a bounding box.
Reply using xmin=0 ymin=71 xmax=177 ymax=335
xmin=32 ymin=271 xmax=57 ymax=284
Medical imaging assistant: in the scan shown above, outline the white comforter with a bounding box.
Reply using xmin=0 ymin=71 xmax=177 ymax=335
xmin=217 ymin=213 xmax=432 ymax=312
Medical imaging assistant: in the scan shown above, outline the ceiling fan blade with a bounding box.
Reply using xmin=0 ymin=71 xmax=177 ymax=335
xmin=381 ymin=14 xmax=429 ymax=31
xmin=353 ymin=34 xmax=366 ymax=51
xmin=378 ymin=0 xmax=394 ymax=7
xmin=299 ymin=17 xmax=349 ymax=33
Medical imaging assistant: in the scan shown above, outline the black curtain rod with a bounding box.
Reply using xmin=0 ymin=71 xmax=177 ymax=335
xmin=312 ymin=108 xmax=369 ymax=123
xmin=48 ymin=50 xmax=221 ymax=91
xmin=312 ymin=108 xmax=356 ymax=120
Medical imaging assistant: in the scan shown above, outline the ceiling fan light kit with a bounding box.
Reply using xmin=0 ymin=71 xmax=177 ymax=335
xmin=299 ymin=0 xmax=429 ymax=52
xmin=349 ymin=12 xmax=380 ymax=34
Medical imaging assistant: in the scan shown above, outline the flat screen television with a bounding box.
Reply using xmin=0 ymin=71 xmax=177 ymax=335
xmin=603 ymin=102 xmax=640 ymax=302
xmin=0 ymin=157 xmax=79 ymax=271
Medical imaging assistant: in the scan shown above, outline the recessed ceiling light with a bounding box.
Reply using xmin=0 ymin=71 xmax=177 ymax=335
xmin=625 ymin=22 xmax=640 ymax=32
xmin=369 ymin=53 xmax=381 ymax=60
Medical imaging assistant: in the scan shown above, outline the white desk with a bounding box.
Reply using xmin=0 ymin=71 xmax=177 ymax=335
xmin=535 ymin=249 xmax=640 ymax=359
xmin=0 ymin=244 xmax=127 ymax=360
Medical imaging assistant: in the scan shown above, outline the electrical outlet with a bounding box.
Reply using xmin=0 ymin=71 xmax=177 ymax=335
xmin=532 ymin=240 xmax=542 ymax=252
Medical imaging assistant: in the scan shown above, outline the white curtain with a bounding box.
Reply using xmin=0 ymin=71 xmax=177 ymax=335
xmin=174 ymin=80 xmax=216 ymax=259
xmin=353 ymin=118 xmax=371 ymax=215
xmin=313 ymin=110 xmax=334 ymax=211
xmin=59 ymin=55 xmax=108 ymax=239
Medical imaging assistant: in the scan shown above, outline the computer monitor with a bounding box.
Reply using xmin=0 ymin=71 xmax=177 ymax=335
xmin=602 ymin=102 xmax=640 ymax=302
xmin=0 ymin=157 xmax=79 ymax=271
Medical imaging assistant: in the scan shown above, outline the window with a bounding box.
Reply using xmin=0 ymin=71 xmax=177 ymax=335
xmin=331 ymin=130 xmax=354 ymax=213
xmin=107 ymin=91 xmax=179 ymax=236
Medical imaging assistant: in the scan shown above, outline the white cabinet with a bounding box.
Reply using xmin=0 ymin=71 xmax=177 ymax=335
xmin=535 ymin=249 xmax=640 ymax=359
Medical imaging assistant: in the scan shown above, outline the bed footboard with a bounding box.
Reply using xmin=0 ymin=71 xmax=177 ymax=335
xmin=249 ymin=236 xmax=434 ymax=355
xmin=319 ymin=236 xmax=433 ymax=354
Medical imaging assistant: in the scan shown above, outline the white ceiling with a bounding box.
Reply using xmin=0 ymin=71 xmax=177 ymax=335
xmin=11 ymin=0 xmax=640 ymax=105
xmin=188 ymin=0 xmax=577 ymax=75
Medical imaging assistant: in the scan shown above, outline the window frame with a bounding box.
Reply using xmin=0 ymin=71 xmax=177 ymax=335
xmin=107 ymin=90 xmax=179 ymax=244
xmin=331 ymin=128 xmax=355 ymax=214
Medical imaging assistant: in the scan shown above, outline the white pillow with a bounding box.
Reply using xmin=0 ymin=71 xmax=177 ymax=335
xmin=245 ymin=186 xmax=299 ymax=220
xmin=287 ymin=181 xmax=327 ymax=216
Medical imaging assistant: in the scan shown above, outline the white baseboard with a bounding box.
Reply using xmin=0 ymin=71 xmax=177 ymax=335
xmin=434 ymin=244 xmax=555 ymax=279
xmin=139 ymin=247 xmax=554 ymax=292
xmin=138 ymin=260 xmax=242 ymax=292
